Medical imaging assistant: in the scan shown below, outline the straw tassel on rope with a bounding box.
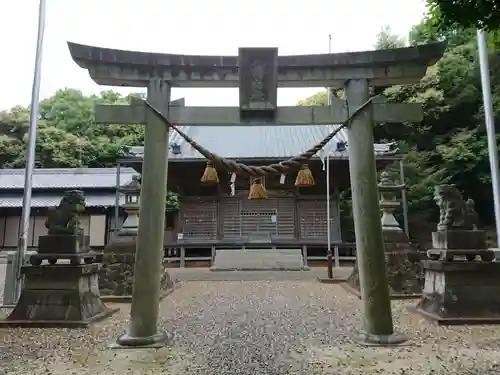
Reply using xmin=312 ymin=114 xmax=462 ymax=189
xmin=248 ymin=178 xmax=268 ymax=200
xmin=200 ymin=160 xmax=219 ymax=185
xmin=295 ymin=164 xmax=315 ymax=187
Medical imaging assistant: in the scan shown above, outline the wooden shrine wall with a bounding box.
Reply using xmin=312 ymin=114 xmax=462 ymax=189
xmin=179 ymin=199 xmax=218 ymax=242
xmin=178 ymin=195 xmax=342 ymax=244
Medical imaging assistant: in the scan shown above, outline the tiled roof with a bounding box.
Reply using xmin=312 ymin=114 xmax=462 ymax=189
xmin=0 ymin=193 xmax=124 ymax=208
xmin=123 ymin=125 xmax=398 ymax=160
xmin=0 ymin=167 xmax=137 ymax=190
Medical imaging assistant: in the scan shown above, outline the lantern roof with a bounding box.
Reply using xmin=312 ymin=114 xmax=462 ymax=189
xmin=118 ymin=175 xmax=141 ymax=193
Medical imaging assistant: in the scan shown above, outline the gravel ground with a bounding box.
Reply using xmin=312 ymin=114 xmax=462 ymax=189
xmin=2 ymin=281 xmax=500 ymax=374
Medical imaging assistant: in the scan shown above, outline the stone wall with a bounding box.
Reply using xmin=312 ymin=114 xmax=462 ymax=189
xmin=99 ymin=240 xmax=173 ymax=298
xmin=348 ymin=229 xmax=424 ymax=297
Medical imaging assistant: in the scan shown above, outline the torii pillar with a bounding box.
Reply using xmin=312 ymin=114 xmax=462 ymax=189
xmin=344 ymin=79 xmax=403 ymax=344
xmin=68 ymin=41 xmax=445 ymax=347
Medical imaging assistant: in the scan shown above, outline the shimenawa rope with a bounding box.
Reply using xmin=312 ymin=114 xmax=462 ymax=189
xmin=141 ymin=97 xmax=377 ymax=177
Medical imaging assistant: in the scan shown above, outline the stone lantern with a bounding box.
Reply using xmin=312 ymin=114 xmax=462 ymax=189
xmin=378 ymin=171 xmax=404 ymax=231
xmin=99 ymin=173 xmax=174 ymax=300
xmin=118 ymin=175 xmax=141 ymax=236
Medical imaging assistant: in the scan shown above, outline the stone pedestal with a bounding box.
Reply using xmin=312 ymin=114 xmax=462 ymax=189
xmin=30 ymin=234 xmax=102 ymax=266
xmin=427 ymin=230 xmax=494 ymax=262
xmin=414 ymin=260 xmax=500 ymax=325
xmin=99 ymin=238 xmax=175 ymax=302
xmin=38 ymin=234 xmax=90 ymax=254
xmin=1 ymin=264 xmax=117 ymax=328
xmin=347 ymin=229 xmax=424 ymax=299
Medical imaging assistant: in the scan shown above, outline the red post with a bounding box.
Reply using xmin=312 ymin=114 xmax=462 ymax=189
xmin=327 ymin=249 xmax=333 ymax=279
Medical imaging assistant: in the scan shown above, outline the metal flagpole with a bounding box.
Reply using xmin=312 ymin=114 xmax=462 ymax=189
xmin=326 ymin=34 xmax=334 ymax=278
xmin=13 ymin=0 xmax=47 ymax=301
xmin=477 ymin=29 xmax=500 ymax=253
xmin=326 ymin=147 xmax=333 ymax=277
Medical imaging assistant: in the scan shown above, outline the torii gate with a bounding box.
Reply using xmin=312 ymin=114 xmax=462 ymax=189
xmin=68 ymin=42 xmax=445 ymax=347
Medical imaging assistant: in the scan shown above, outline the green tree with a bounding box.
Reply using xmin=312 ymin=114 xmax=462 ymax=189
xmin=426 ymin=0 xmax=500 ymax=31
xmin=374 ymin=25 xmax=407 ymax=49
xmin=297 ymin=91 xmax=328 ymax=106
xmin=0 ymin=89 xmax=146 ymax=168
xmin=0 ymin=105 xmax=32 ymax=140
xmin=39 ymin=89 xmax=144 ymax=144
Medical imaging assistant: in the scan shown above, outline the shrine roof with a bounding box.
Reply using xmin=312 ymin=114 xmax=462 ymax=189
xmin=0 ymin=193 xmax=123 ymax=208
xmin=0 ymin=167 xmax=136 ymax=190
xmin=121 ymin=125 xmax=398 ymax=161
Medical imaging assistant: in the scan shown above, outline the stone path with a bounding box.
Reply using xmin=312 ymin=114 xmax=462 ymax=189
xmin=2 ymin=280 xmax=500 ymax=374
xmin=168 ymin=267 xmax=352 ymax=281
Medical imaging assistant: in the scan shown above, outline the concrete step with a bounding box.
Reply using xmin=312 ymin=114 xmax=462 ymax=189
xmin=211 ymin=248 xmax=307 ymax=271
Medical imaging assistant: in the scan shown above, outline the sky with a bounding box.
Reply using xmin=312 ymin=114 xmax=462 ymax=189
xmin=0 ymin=0 xmax=428 ymax=110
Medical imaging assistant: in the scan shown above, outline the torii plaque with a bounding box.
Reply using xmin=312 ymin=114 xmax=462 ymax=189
xmin=239 ymin=47 xmax=278 ymax=121
xmin=69 ymin=41 xmax=445 ymax=348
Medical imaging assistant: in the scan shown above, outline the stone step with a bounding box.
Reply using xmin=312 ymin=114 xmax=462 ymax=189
xmin=211 ymin=248 xmax=307 ymax=271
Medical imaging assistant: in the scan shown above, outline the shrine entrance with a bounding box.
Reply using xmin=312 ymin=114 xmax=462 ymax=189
xmin=240 ymin=208 xmax=277 ymax=242
xmin=68 ymin=41 xmax=445 ymax=347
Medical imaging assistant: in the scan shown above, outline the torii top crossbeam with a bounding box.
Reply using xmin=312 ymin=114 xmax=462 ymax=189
xmin=68 ymin=42 xmax=445 ymax=88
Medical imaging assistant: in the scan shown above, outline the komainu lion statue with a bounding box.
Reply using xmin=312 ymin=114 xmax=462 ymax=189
xmin=45 ymin=190 xmax=86 ymax=235
xmin=434 ymin=184 xmax=478 ymax=231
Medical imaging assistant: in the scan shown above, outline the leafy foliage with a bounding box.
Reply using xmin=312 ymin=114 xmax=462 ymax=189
xmin=0 ymin=89 xmax=145 ymax=168
xmin=166 ymin=191 xmax=180 ymax=212
xmin=374 ymin=25 xmax=407 ymax=49
xmin=426 ymin=0 xmax=500 ymax=31
xmin=297 ymin=92 xmax=328 ymax=106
